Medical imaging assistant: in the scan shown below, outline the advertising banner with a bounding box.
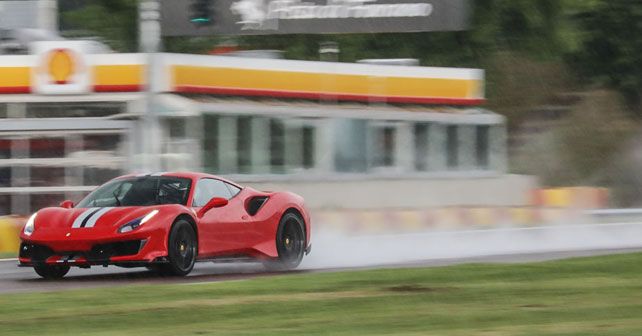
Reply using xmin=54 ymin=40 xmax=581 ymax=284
xmin=161 ymin=0 xmax=470 ymax=36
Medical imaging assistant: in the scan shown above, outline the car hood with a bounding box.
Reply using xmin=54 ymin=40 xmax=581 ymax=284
xmin=34 ymin=206 xmax=162 ymax=231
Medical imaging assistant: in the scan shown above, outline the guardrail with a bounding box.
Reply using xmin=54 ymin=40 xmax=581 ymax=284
xmin=586 ymin=208 xmax=642 ymax=215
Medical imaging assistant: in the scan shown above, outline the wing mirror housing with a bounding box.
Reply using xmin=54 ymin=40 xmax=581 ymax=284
xmin=197 ymin=197 xmax=228 ymax=218
xmin=60 ymin=200 xmax=74 ymax=209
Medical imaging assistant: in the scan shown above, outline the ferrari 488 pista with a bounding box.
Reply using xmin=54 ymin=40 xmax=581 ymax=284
xmin=19 ymin=172 xmax=311 ymax=279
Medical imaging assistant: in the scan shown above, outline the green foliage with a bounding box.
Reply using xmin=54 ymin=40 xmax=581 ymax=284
xmin=164 ymin=36 xmax=223 ymax=54
xmin=60 ymin=0 xmax=139 ymax=52
xmin=568 ymin=0 xmax=642 ymax=111
xmin=469 ymin=0 xmax=564 ymax=56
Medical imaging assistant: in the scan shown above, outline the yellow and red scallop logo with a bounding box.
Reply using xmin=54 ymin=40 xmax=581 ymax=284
xmin=45 ymin=48 xmax=77 ymax=84
xmin=32 ymin=42 xmax=91 ymax=95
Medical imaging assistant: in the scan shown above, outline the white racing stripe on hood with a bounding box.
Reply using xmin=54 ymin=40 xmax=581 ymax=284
xmin=71 ymin=208 xmax=100 ymax=228
xmin=84 ymin=207 xmax=114 ymax=228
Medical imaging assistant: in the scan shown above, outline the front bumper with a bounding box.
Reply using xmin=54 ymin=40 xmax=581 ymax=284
xmin=19 ymin=240 xmax=153 ymax=267
xmin=19 ymin=227 xmax=168 ymax=268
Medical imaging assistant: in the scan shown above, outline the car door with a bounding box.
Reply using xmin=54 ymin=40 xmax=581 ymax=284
xmin=220 ymin=182 xmax=263 ymax=251
xmin=193 ymin=178 xmax=246 ymax=256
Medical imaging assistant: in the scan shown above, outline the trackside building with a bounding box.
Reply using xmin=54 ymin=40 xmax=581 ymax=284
xmin=0 ymin=41 xmax=528 ymax=215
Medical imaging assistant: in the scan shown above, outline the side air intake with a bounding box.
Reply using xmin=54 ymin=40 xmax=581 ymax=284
xmin=246 ymin=196 xmax=269 ymax=216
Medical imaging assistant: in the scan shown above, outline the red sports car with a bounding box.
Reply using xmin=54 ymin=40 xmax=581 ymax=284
xmin=19 ymin=172 xmax=311 ymax=279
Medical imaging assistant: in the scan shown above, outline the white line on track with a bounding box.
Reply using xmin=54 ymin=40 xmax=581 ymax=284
xmin=0 ymin=258 xmax=17 ymax=262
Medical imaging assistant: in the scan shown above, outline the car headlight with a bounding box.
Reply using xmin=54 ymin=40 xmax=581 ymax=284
xmin=24 ymin=213 xmax=37 ymax=236
xmin=118 ymin=210 xmax=159 ymax=233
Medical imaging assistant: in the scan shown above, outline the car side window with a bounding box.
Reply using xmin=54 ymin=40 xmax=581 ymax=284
xmin=225 ymin=183 xmax=241 ymax=198
xmin=192 ymin=179 xmax=233 ymax=207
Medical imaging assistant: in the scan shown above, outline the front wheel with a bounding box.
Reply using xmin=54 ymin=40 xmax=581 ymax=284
xmin=34 ymin=264 xmax=70 ymax=279
xmin=156 ymin=220 xmax=197 ymax=276
xmin=264 ymin=213 xmax=306 ymax=271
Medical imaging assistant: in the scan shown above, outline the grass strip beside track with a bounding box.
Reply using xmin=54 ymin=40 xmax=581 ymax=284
xmin=2 ymin=253 xmax=642 ymax=335
xmin=0 ymin=252 xmax=17 ymax=259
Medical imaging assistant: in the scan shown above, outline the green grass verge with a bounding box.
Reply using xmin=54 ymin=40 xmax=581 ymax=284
xmin=0 ymin=252 xmax=16 ymax=259
xmin=2 ymin=253 xmax=642 ymax=335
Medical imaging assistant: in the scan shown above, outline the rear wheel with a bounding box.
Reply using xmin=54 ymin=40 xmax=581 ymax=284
xmin=264 ymin=213 xmax=306 ymax=271
xmin=155 ymin=220 xmax=197 ymax=276
xmin=34 ymin=264 xmax=70 ymax=279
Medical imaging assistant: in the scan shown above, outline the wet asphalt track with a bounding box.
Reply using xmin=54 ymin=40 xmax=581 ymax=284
xmin=1 ymin=247 xmax=641 ymax=294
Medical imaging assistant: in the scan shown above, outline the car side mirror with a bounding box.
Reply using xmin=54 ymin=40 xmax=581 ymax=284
xmin=197 ymin=197 xmax=228 ymax=218
xmin=60 ymin=200 xmax=74 ymax=209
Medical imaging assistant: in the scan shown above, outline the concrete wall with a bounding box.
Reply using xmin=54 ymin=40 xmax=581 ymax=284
xmin=244 ymin=174 xmax=537 ymax=210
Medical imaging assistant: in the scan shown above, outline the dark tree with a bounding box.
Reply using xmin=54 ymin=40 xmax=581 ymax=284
xmin=568 ymin=0 xmax=642 ymax=112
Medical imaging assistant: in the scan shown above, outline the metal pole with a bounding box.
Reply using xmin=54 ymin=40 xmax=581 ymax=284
xmin=319 ymin=41 xmax=339 ymax=103
xmin=37 ymin=0 xmax=58 ymax=32
xmin=139 ymin=0 xmax=162 ymax=172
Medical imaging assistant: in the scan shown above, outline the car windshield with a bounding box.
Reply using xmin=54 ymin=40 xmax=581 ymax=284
xmin=76 ymin=176 xmax=192 ymax=208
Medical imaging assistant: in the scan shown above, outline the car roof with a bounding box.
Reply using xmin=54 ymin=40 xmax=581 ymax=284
xmin=115 ymin=172 xmax=242 ymax=188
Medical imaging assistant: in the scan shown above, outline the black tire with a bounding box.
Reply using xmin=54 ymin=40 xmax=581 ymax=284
xmin=264 ymin=213 xmax=306 ymax=271
xmin=34 ymin=264 xmax=70 ymax=279
xmin=158 ymin=220 xmax=197 ymax=276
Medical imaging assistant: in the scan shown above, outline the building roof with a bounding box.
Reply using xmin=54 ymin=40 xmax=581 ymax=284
xmin=0 ymin=41 xmax=486 ymax=107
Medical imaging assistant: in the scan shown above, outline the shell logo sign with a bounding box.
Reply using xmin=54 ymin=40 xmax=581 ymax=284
xmin=46 ymin=49 xmax=77 ymax=85
xmin=32 ymin=41 xmax=91 ymax=95
xmin=0 ymin=41 xmax=144 ymax=94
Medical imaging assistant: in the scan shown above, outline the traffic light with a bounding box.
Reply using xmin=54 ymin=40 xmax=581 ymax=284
xmin=190 ymin=0 xmax=214 ymax=26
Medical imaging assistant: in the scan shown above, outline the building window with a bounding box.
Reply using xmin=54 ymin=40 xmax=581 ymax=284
xmin=168 ymin=118 xmax=186 ymax=139
xmin=414 ymin=124 xmax=429 ymax=171
xmin=0 ymin=195 xmax=10 ymax=216
xmin=334 ymin=119 xmax=368 ymax=173
xmin=31 ymin=167 xmax=66 ymax=186
xmin=202 ymin=115 xmax=219 ymax=172
xmin=0 ymin=140 xmax=10 ymax=159
xmin=302 ymin=125 xmax=315 ymax=169
xmin=446 ymin=125 xmax=458 ymax=169
xmin=372 ymin=124 xmax=396 ymax=168
xmin=83 ymin=134 xmax=121 ymax=152
xmin=0 ymin=167 xmax=10 ymax=188
xmin=476 ymin=126 xmax=490 ymax=169
xmin=236 ymin=117 xmax=252 ymax=173
xmin=29 ymin=137 xmax=65 ymax=159
xmin=270 ymin=119 xmax=286 ymax=173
